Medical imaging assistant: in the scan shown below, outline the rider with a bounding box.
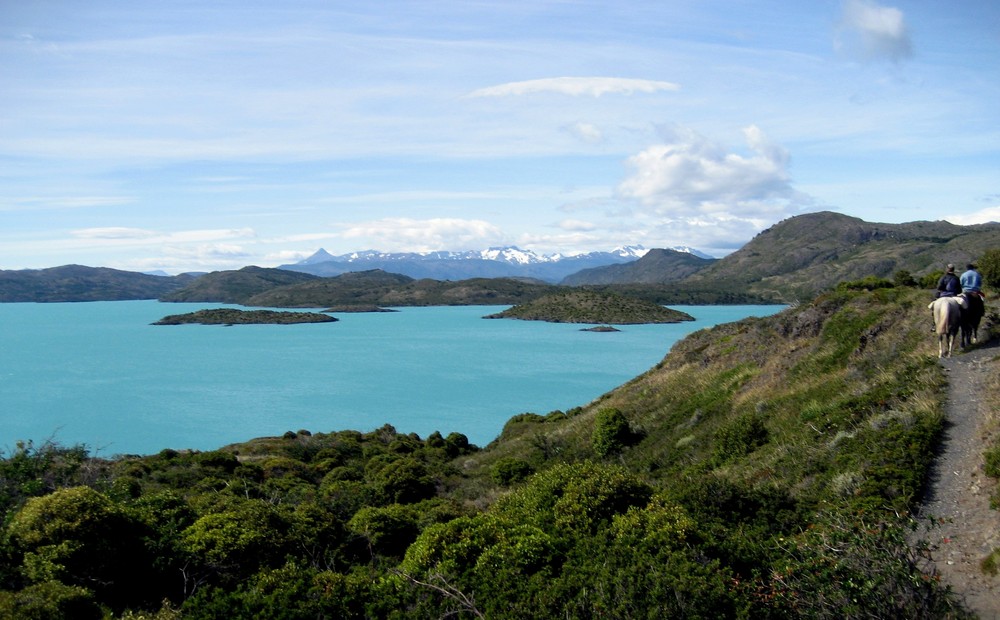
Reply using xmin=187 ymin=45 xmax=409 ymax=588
xmin=961 ymin=263 xmax=983 ymax=295
xmin=960 ymin=263 xmax=985 ymax=336
xmin=936 ymin=264 xmax=961 ymax=298
xmin=931 ymin=264 xmax=962 ymax=332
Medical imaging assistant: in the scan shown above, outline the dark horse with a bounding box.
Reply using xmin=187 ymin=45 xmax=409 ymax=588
xmin=960 ymin=292 xmax=985 ymax=348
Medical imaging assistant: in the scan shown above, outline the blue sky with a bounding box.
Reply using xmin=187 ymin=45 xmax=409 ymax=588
xmin=2 ymin=0 xmax=998 ymax=273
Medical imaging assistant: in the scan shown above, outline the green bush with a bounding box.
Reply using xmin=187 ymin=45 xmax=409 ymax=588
xmin=770 ymin=511 xmax=964 ymax=618
xmin=979 ymin=248 xmax=1000 ymax=290
xmin=0 ymin=580 xmax=102 ymax=620
xmin=714 ymin=412 xmax=768 ymax=463
xmin=984 ymin=445 xmax=1000 ymax=479
xmin=370 ymin=458 xmax=436 ymax=505
xmin=348 ymin=504 xmax=421 ymax=559
xmin=7 ymin=487 xmax=157 ymax=609
xmin=837 ymin=276 xmax=894 ymax=291
xmin=592 ymin=407 xmax=633 ymax=457
xmin=490 ymin=458 xmax=534 ymax=486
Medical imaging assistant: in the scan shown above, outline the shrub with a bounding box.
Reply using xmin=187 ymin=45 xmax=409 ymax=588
xmin=837 ymin=277 xmax=894 ymax=292
xmin=893 ymin=270 xmax=917 ymax=287
xmin=979 ymin=248 xmax=1000 ymax=290
xmin=770 ymin=511 xmax=965 ymax=618
xmin=985 ymin=445 xmax=1000 ymax=479
xmin=714 ymin=412 xmax=768 ymax=463
xmin=443 ymin=433 xmax=474 ymax=458
xmin=7 ymin=487 xmax=157 ymax=610
xmin=0 ymin=580 xmax=102 ymax=620
xmin=592 ymin=407 xmax=633 ymax=458
xmin=348 ymin=504 xmax=421 ymax=558
xmin=370 ymin=458 xmax=436 ymax=505
xmin=490 ymin=458 xmax=534 ymax=486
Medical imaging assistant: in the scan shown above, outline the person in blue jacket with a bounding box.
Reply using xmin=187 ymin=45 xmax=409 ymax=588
xmin=961 ymin=263 xmax=983 ymax=294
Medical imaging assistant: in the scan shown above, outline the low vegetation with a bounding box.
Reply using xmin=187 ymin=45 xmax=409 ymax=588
xmin=1 ymin=282 xmax=996 ymax=618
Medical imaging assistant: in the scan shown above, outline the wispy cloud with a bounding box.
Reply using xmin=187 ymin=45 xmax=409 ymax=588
xmin=70 ymin=227 xmax=157 ymax=240
xmin=0 ymin=195 xmax=135 ymax=212
xmin=836 ymin=0 xmax=913 ymax=62
xmin=69 ymin=227 xmax=256 ymax=246
xmin=555 ymin=219 xmax=598 ymax=232
xmin=467 ymin=77 xmax=680 ymax=98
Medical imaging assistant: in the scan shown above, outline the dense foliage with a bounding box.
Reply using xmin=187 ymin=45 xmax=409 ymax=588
xmin=1 ymin=285 xmax=994 ymax=618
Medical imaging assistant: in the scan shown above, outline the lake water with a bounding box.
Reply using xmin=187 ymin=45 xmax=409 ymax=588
xmin=0 ymin=301 xmax=783 ymax=456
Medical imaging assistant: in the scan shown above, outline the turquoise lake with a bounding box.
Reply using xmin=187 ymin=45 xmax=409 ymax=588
xmin=0 ymin=301 xmax=783 ymax=456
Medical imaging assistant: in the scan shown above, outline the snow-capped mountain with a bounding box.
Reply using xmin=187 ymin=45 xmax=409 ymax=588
xmin=279 ymin=245 xmax=702 ymax=283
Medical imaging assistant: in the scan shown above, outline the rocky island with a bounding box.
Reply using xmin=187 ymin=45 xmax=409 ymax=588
xmin=483 ymin=290 xmax=694 ymax=324
xmin=152 ymin=308 xmax=338 ymax=325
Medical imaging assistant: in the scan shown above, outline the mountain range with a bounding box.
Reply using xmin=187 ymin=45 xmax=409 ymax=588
xmin=279 ymin=245 xmax=679 ymax=283
xmin=2 ymin=212 xmax=998 ymax=303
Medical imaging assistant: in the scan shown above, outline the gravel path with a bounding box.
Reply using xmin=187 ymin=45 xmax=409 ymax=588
xmin=915 ymin=339 xmax=1000 ymax=619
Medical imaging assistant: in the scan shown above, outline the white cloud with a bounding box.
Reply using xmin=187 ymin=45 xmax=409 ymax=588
xmin=836 ymin=0 xmax=913 ymax=62
xmin=614 ymin=124 xmax=812 ymax=250
xmin=617 ymin=124 xmax=801 ymax=215
xmin=339 ymin=218 xmax=506 ymax=252
xmin=467 ymin=77 xmax=680 ymax=98
xmin=945 ymin=206 xmax=1000 ymax=226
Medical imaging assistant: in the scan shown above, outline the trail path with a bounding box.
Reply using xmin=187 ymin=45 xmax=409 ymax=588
xmin=915 ymin=339 xmax=1000 ymax=619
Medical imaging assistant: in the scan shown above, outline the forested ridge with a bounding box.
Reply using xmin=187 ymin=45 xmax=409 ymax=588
xmin=1 ymin=280 xmax=999 ymax=618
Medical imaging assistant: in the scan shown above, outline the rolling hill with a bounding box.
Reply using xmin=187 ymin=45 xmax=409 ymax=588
xmin=566 ymin=212 xmax=1000 ymax=302
xmin=0 ymin=265 xmax=195 ymax=302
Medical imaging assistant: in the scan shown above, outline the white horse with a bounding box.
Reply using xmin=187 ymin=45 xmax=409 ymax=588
xmin=929 ymin=296 xmax=967 ymax=358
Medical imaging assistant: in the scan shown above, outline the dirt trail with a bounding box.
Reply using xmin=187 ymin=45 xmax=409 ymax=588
xmin=915 ymin=339 xmax=1000 ymax=619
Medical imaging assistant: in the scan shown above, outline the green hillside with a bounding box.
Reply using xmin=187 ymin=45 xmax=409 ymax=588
xmin=682 ymin=212 xmax=1000 ymax=302
xmin=2 ymin=283 xmax=996 ymax=618
xmin=244 ymin=270 xmax=557 ymax=307
xmin=159 ymin=266 xmax=318 ymax=304
xmin=566 ymin=212 xmax=1000 ymax=303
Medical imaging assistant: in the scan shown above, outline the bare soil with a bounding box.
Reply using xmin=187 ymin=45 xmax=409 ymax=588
xmin=915 ymin=339 xmax=1000 ymax=619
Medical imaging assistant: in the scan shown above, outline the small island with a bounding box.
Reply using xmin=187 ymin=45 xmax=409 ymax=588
xmin=152 ymin=308 xmax=338 ymax=325
xmin=483 ymin=290 xmax=695 ymax=324
xmin=581 ymin=325 xmax=621 ymax=332
xmin=321 ymin=304 xmax=397 ymax=313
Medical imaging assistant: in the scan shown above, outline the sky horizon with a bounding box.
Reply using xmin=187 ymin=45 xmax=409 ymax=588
xmin=2 ymin=1 xmax=998 ymax=274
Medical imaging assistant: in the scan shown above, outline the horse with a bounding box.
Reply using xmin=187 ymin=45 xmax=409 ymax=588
xmin=929 ymin=296 xmax=966 ymax=358
xmin=959 ymin=292 xmax=985 ymax=348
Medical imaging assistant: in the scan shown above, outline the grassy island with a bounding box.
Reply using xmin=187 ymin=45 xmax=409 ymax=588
xmin=152 ymin=308 xmax=337 ymax=325
xmin=483 ymin=289 xmax=694 ymax=324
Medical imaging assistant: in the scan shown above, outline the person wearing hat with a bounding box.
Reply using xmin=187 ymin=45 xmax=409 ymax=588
xmin=936 ymin=264 xmax=961 ymax=298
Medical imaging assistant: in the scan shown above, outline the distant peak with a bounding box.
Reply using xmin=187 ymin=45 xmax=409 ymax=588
xmin=669 ymin=246 xmax=714 ymax=259
xmin=299 ymin=248 xmax=338 ymax=264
